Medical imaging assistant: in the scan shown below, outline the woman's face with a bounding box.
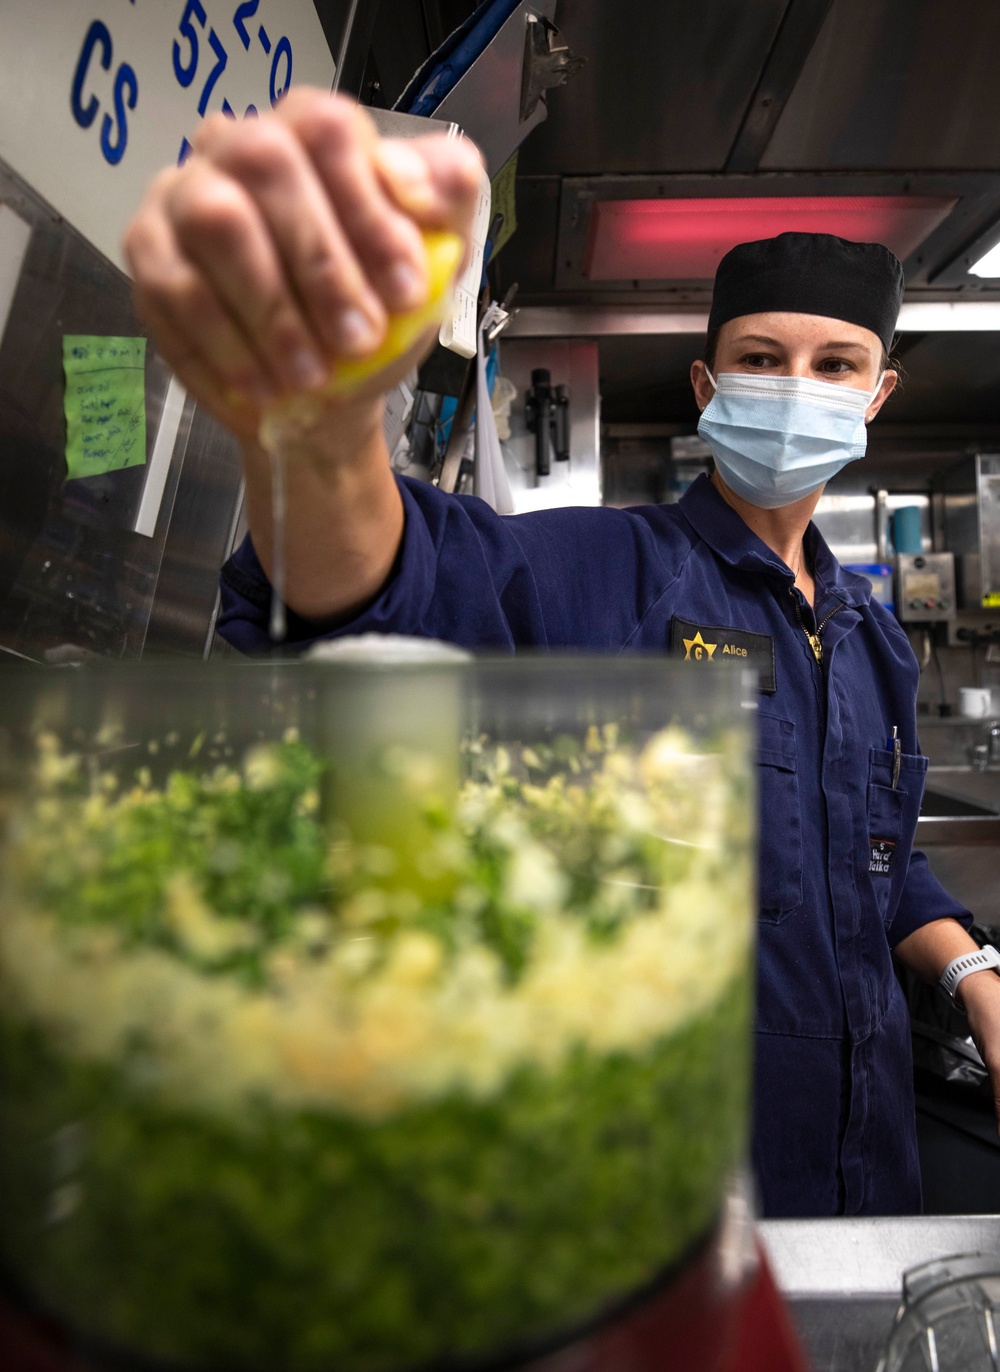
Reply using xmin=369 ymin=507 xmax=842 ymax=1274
xmin=690 ymin=310 xmax=897 ymax=421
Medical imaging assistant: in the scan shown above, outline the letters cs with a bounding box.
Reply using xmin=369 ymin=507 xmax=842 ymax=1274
xmin=71 ymin=20 xmax=138 ymax=167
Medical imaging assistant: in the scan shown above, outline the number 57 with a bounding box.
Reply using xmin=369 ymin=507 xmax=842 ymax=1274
xmin=173 ymin=0 xmax=228 ymax=117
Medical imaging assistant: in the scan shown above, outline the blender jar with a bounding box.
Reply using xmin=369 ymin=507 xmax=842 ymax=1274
xmin=0 ymin=655 xmax=756 ymax=1372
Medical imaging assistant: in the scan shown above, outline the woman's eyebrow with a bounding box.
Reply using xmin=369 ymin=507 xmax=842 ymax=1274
xmin=731 ymin=334 xmax=784 ymax=347
xmin=817 ymin=340 xmax=869 ymax=352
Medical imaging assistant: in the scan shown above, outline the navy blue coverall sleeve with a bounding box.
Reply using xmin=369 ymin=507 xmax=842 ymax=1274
xmin=889 ymin=850 xmax=972 ymax=946
xmin=218 ymin=474 xmax=680 ymax=654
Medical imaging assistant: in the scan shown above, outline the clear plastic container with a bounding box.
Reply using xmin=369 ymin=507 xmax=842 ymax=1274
xmin=843 ymin=562 xmax=895 ymax=614
xmin=0 ymin=655 xmax=756 ymax=1372
xmin=876 ymin=1254 xmax=1000 ymax=1372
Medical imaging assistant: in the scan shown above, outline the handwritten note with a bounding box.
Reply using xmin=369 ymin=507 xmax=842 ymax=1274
xmin=63 ymin=335 xmax=146 ymax=480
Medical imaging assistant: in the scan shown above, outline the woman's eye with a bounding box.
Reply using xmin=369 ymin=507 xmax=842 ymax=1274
xmin=819 ymin=358 xmax=853 ymax=374
xmin=740 ymin=354 xmax=775 ymax=368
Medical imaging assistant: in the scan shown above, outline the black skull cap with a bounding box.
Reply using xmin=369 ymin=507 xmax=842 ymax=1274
xmin=707 ymin=232 xmax=904 ymax=351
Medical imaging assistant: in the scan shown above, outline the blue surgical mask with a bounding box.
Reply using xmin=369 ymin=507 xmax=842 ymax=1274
xmin=697 ymin=369 xmax=883 ymax=509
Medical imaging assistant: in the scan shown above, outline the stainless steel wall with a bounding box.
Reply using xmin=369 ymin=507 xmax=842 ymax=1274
xmin=0 ymin=155 xmax=244 ymax=662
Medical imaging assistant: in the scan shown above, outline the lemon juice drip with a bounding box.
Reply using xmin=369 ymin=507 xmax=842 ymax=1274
xmin=267 ymin=443 xmax=287 ymax=643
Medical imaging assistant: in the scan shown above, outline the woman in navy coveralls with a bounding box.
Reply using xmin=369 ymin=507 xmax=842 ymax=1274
xmin=123 ymin=91 xmax=1000 ymax=1217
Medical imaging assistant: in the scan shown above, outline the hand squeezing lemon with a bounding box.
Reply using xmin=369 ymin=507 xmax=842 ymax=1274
xmin=259 ymin=228 xmax=464 ymax=451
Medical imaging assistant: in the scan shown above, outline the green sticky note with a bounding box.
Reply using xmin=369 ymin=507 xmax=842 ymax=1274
xmin=63 ymin=335 xmax=147 ymax=481
xmin=489 ymin=150 xmax=518 ymax=259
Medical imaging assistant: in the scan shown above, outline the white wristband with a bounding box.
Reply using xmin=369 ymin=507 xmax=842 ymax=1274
xmin=938 ymin=945 xmax=1000 ymax=1008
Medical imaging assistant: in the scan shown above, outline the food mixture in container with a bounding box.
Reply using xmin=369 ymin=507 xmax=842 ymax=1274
xmin=0 ymin=656 xmax=755 ymax=1372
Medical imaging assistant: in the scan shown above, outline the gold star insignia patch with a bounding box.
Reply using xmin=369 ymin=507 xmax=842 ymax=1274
xmin=682 ymin=630 xmax=717 ymax=661
xmin=671 ymin=617 xmax=777 ymax=693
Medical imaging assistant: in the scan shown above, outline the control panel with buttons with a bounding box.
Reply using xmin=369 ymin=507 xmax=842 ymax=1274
xmin=896 ymin=553 xmax=957 ymax=623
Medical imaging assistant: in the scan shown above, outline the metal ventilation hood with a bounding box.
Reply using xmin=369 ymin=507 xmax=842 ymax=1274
xmin=482 ymin=0 xmax=1000 ymax=435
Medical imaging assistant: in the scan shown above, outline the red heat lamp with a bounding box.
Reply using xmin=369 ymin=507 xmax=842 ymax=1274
xmin=584 ymin=194 xmax=957 ymax=280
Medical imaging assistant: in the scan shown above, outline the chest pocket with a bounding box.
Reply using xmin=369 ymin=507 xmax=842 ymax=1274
xmin=866 ymin=746 xmax=927 ymax=924
xmin=757 ymin=714 xmax=802 ymax=924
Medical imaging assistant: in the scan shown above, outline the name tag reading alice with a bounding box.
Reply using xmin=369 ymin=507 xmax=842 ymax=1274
xmin=669 ymin=616 xmax=777 ymax=694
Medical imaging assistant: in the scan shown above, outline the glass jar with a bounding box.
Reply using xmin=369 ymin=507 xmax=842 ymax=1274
xmin=0 ymin=654 xmax=755 ymax=1372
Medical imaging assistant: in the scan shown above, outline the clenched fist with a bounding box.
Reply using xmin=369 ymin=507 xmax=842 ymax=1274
xmin=123 ymin=90 xmax=483 ymax=445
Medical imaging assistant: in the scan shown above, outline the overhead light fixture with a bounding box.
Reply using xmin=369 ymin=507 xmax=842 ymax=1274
xmin=585 ymin=195 xmax=957 ymax=281
xmin=968 ymin=241 xmax=1000 ymax=278
xmin=897 ymin=301 xmax=1000 ymax=330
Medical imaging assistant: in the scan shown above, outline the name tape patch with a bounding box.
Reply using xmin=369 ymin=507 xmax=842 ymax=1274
xmin=669 ymin=617 xmax=777 ymax=694
xmin=869 ymin=837 xmax=897 ymax=877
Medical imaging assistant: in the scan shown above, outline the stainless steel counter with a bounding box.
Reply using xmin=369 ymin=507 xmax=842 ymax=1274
xmin=915 ymin=766 xmax=1000 ymax=920
xmin=757 ymin=1216 xmax=1000 ymax=1371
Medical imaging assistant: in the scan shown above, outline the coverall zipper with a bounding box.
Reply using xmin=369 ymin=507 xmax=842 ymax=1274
xmin=789 ymin=587 xmax=845 ymax=666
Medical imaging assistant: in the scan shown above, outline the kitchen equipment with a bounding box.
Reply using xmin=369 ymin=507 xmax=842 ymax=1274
xmin=959 ymin=686 xmax=993 ymax=719
xmin=0 ymin=1184 xmax=812 ymax=1372
xmin=875 ymin=1253 xmax=1000 ymax=1372
xmin=843 ymin=562 xmax=894 ymax=613
xmin=524 ymin=367 xmax=570 ymax=475
xmin=891 ymin=505 xmax=925 ymax=555
xmin=938 ymin=454 xmax=1000 ymax=610
xmin=895 ymin=552 xmax=956 ymax=623
xmin=0 ymin=654 xmax=758 ymax=1372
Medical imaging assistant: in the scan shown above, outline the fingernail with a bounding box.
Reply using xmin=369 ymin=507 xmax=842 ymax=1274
xmin=288 ymin=349 xmax=327 ymax=391
xmin=388 ymin=261 xmax=426 ymax=310
xmin=338 ymin=308 xmax=380 ymax=356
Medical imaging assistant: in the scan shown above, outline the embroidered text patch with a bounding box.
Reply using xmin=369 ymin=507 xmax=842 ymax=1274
xmin=669 ymin=616 xmax=777 ymax=694
xmin=869 ymin=837 xmax=897 ymax=877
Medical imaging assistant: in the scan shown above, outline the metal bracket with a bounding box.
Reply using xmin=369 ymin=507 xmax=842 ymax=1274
xmin=519 ymin=15 xmax=586 ymax=124
xmin=481 ymin=297 xmax=515 ymax=344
